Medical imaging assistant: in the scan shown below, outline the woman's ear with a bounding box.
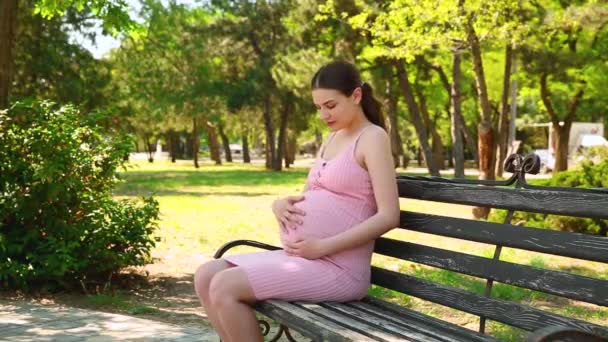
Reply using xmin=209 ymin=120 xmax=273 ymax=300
xmin=351 ymin=87 xmax=363 ymax=105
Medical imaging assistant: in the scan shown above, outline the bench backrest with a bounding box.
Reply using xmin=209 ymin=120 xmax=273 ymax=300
xmin=372 ymin=154 xmax=608 ymax=339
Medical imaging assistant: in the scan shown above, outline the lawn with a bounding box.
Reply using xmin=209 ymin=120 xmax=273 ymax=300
xmin=114 ymin=159 xmax=608 ymax=341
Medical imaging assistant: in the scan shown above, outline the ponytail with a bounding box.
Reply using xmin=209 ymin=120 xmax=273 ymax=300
xmin=360 ymin=82 xmax=386 ymax=131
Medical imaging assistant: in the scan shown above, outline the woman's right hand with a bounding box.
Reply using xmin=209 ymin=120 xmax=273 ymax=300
xmin=272 ymin=195 xmax=306 ymax=232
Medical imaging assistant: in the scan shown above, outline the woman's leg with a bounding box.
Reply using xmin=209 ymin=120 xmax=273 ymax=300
xmin=193 ymin=259 xmax=233 ymax=341
xmin=209 ymin=267 xmax=262 ymax=342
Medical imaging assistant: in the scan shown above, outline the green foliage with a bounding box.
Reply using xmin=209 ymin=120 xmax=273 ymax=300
xmin=576 ymin=145 xmax=608 ymax=165
xmin=489 ymin=159 xmax=608 ymax=235
xmin=0 ymin=100 xmax=159 ymax=290
xmin=33 ymin=0 xmax=137 ymax=36
xmin=13 ymin=7 xmax=112 ymax=110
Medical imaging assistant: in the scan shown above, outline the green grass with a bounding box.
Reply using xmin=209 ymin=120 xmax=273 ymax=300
xmin=117 ymin=159 xmax=607 ymax=341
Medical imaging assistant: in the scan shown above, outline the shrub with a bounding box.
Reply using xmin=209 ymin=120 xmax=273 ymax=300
xmin=0 ymin=100 xmax=159 ymax=290
xmin=489 ymin=159 xmax=608 ymax=236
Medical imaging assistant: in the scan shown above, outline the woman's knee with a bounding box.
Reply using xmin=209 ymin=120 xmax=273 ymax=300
xmin=209 ymin=268 xmax=256 ymax=309
xmin=193 ymin=259 xmax=231 ymax=297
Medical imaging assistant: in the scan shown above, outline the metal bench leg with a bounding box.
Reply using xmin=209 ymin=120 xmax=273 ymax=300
xmin=266 ymin=323 xmax=298 ymax=342
xmin=220 ymin=320 xmax=298 ymax=342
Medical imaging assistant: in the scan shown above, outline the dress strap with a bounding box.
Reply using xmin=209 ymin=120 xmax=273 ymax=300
xmin=352 ymin=125 xmax=375 ymax=151
xmin=320 ymin=132 xmax=336 ymax=159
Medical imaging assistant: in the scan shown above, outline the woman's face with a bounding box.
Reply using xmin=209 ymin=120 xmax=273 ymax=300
xmin=312 ymin=87 xmax=362 ymax=131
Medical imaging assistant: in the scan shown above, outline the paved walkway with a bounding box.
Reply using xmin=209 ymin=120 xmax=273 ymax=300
xmin=0 ymin=301 xmax=216 ymax=341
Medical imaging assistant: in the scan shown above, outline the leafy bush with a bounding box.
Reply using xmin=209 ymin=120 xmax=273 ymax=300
xmin=575 ymin=145 xmax=608 ymax=166
xmin=489 ymin=159 xmax=608 ymax=236
xmin=0 ymin=101 xmax=159 ymax=290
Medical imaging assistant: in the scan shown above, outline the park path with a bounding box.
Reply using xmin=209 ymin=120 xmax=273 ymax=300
xmin=0 ymin=300 xmax=216 ymax=341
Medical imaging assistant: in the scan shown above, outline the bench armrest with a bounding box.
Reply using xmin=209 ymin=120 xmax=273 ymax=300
xmin=213 ymin=239 xmax=281 ymax=259
xmin=526 ymin=326 xmax=606 ymax=342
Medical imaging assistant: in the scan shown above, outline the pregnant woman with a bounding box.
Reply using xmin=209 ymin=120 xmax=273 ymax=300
xmin=194 ymin=61 xmax=400 ymax=342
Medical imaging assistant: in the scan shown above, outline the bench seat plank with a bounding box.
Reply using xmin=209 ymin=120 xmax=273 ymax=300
xmin=297 ymin=302 xmax=421 ymax=341
xmin=256 ymin=299 xmax=500 ymax=342
xmin=355 ymin=297 xmax=498 ymax=342
xmin=323 ymin=302 xmax=495 ymax=342
xmin=255 ymin=300 xmax=375 ymax=341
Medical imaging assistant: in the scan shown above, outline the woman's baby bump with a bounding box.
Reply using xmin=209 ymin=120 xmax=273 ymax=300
xmin=280 ymin=190 xmax=359 ymax=244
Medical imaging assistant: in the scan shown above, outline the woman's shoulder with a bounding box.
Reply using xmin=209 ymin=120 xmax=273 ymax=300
xmin=358 ymin=125 xmax=390 ymax=153
xmin=361 ymin=124 xmax=389 ymax=141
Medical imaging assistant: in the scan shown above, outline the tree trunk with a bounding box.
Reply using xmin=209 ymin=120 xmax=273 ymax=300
xmin=275 ymin=97 xmax=290 ymax=171
xmin=193 ymin=117 xmax=200 ymax=168
xmin=394 ymin=62 xmax=440 ymax=176
xmin=386 ymin=78 xmax=405 ymax=167
xmin=462 ymin=120 xmax=479 ymax=167
xmin=540 ymin=72 xmax=585 ymax=172
xmin=422 ymin=54 xmax=466 ymax=175
xmin=451 ymin=51 xmax=465 ymax=178
xmin=262 ymin=95 xmax=276 ymax=170
xmin=206 ymin=121 xmax=221 ymax=165
xmin=553 ymin=123 xmax=571 ymax=172
xmin=265 ymin=140 xmax=271 ymax=168
xmin=165 ymin=129 xmax=176 ymax=163
xmin=0 ymin=0 xmax=18 ymax=109
xmin=143 ymin=134 xmax=154 ymax=163
xmin=496 ymin=44 xmax=513 ymax=178
xmin=417 ymin=88 xmax=445 ymax=170
xmin=462 ymin=1 xmax=496 ymax=187
xmin=218 ymin=123 xmax=232 ymax=162
xmin=169 ymin=131 xmax=179 ymax=163
xmin=470 ymin=39 xmax=496 ymax=182
xmin=242 ymin=129 xmax=251 ymax=163
xmin=284 ymin=133 xmax=296 ymax=168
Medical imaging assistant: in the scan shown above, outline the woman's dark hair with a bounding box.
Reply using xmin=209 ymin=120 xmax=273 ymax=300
xmin=311 ymin=61 xmax=386 ymax=131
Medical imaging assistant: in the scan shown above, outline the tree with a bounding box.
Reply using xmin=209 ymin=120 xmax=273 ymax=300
xmin=521 ymin=0 xmax=608 ymax=172
xmin=0 ymin=0 xmax=18 ymax=109
xmin=107 ymin=0 xmax=221 ymax=167
xmin=12 ymin=2 xmax=112 ymax=111
xmin=0 ymin=0 xmax=135 ymax=108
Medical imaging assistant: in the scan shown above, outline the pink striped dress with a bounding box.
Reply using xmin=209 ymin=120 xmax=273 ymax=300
xmin=224 ymin=125 xmax=378 ymax=302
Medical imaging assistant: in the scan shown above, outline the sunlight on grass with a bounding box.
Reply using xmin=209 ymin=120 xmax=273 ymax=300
xmin=116 ymin=160 xmax=607 ymax=340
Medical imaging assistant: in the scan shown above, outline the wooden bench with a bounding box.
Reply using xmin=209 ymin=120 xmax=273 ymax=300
xmin=214 ymin=153 xmax=608 ymax=341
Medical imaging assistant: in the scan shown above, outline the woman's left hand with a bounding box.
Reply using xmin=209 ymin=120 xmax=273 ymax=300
xmin=283 ymin=237 xmax=330 ymax=260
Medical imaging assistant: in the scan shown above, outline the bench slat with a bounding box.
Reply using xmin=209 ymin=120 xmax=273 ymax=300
xmin=375 ymin=238 xmax=608 ymax=306
xmin=319 ymin=302 xmax=452 ymax=342
xmin=255 ymin=300 xmax=375 ymax=341
xmin=399 ymin=211 xmax=608 ymax=263
xmin=297 ymin=302 xmax=420 ymax=341
xmin=324 ymin=302 xmax=489 ymax=342
xmin=353 ymin=298 xmax=497 ymax=342
xmin=398 ymin=180 xmax=608 ymax=219
xmin=371 ymin=267 xmax=608 ymax=338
